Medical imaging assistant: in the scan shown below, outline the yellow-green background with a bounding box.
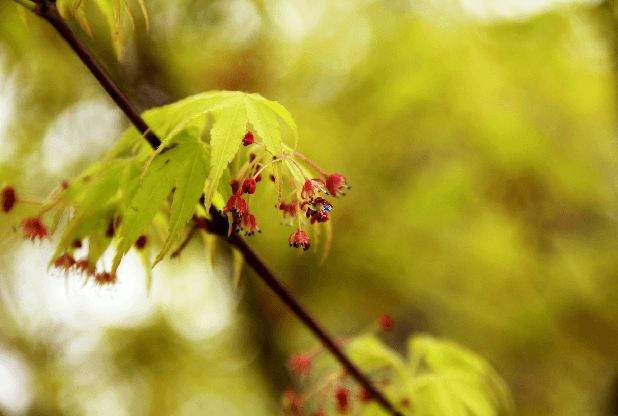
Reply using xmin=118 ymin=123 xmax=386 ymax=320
xmin=1 ymin=0 xmax=618 ymax=415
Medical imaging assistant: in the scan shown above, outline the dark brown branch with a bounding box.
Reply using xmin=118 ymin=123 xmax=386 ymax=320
xmin=26 ymin=2 xmax=404 ymax=415
xmin=33 ymin=0 xmax=161 ymax=150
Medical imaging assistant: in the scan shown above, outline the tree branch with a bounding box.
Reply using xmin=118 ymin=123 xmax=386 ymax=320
xmin=25 ymin=2 xmax=404 ymax=415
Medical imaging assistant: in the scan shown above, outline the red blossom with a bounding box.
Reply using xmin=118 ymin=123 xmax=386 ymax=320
xmin=325 ymin=173 xmax=349 ymax=197
xmin=223 ymin=195 xmax=247 ymax=216
xmin=289 ymin=230 xmax=310 ymax=251
xmin=378 ymin=314 xmax=394 ymax=332
xmin=242 ymin=213 xmax=260 ymax=236
xmin=2 ymin=186 xmax=16 ymax=213
xmin=75 ymin=259 xmax=93 ymax=275
xmin=94 ymin=272 xmax=116 ymax=286
xmin=21 ymin=217 xmax=49 ymax=242
xmin=72 ymin=240 xmax=82 ymax=248
xmin=255 ymin=173 xmax=262 ymax=182
xmin=279 ymin=201 xmax=298 ymax=219
xmin=242 ymin=131 xmax=255 ymax=146
xmin=135 ymin=235 xmax=147 ymax=249
xmin=269 ymin=174 xmax=276 ymax=182
xmin=54 ymin=253 xmax=76 ymax=271
xmin=283 ymin=389 xmax=302 ymax=416
xmin=301 ymin=178 xmax=326 ymax=199
xmin=243 ymin=178 xmax=257 ymax=194
xmin=335 ymin=387 xmax=350 ymax=413
xmin=230 ymin=180 xmax=240 ymax=195
xmin=358 ymin=388 xmax=372 ymax=402
xmin=289 ymin=352 xmax=312 ymax=375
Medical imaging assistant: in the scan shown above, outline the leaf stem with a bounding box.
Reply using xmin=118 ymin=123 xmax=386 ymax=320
xmin=24 ymin=2 xmax=404 ymax=415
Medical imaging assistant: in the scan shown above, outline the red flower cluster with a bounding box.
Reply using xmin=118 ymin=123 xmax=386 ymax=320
xmin=21 ymin=217 xmax=49 ymax=242
xmin=221 ymin=130 xmax=349 ymax=252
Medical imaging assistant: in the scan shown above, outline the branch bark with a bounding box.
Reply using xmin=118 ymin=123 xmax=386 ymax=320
xmin=26 ymin=2 xmax=404 ymax=415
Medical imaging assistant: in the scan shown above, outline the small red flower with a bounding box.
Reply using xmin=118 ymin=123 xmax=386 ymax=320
xmin=75 ymin=259 xmax=94 ymax=275
xmin=283 ymin=389 xmax=302 ymax=416
xmin=2 ymin=186 xmax=16 ymax=213
xmin=230 ymin=180 xmax=240 ymax=195
xmin=255 ymin=173 xmax=262 ymax=182
xmin=269 ymin=174 xmax=276 ymax=182
xmin=301 ymin=178 xmax=326 ymax=199
xmin=358 ymin=388 xmax=372 ymax=402
xmin=135 ymin=235 xmax=147 ymax=249
xmin=54 ymin=253 xmax=76 ymax=271
xmin=72 ymin=240 xmax=82 ymax=248
xmin=378 ymin=314 xmax=394 ymax=331
xmin=243 ymin=178 xmax=257 ymax=194
xmin=335 ymin=387 xmax=350 ymax=413
xmin=325 ymin=173 xmax=349 ymax=197
xmin=242 ymin=213 xmax=260 ymax=236
xmin=289 ymin=352 xmax=312 ymax=375
xmin=94 ymin=272 xmax=116 ymax=286
xmin=223 ymin=195 xmax=247 ymax=216
xmin=289 ymin=230 xmax=310 ymax=251
xmin=242 ymin=131 xmax=255 ymax=146
xmin=21 ymin=217 xmax=49 ymax=242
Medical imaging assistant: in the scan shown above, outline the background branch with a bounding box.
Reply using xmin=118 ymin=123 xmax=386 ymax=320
xmin=26 ymin=1 xmax=404 ymax=415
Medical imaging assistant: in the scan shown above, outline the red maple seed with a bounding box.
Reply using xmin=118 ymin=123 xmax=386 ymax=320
xmin=21 ymin=217 xmax=49 ymax=242
xmin=335 ymin=387 xmax=350 ymax=413
xmin=378 ymin=314 xmax=394 ymax=332
xmin=289 ymin=352 xmax=312 ymax=375
xmin=2 ymin=186 xmax=16 ymax=213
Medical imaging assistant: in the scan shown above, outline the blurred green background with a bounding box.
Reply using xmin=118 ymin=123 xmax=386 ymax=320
xmin=2 ymin=0 xmax=618 ymax=415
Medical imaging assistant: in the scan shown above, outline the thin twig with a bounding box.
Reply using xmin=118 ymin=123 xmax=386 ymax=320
xmin=22 ymin=2 xmax=404 ymax=414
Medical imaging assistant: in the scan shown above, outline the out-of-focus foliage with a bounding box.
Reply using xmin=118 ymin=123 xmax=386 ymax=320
xmin=2 ymin=0 xmax=618 ymax=415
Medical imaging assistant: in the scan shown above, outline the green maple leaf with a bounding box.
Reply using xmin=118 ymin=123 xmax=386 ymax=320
xmin=111 ymin=132 xmax=209 ymax=276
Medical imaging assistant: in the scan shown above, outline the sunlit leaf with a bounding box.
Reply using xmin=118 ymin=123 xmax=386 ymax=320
xmin=152 ymin=141 xmax=209 ymax=267
xmin=202 ymin=95 xmax=247 ymax=214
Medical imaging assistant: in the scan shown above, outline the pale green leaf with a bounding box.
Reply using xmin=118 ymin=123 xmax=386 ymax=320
xmin=203 ymin=96 xmax=247 ymax=214
xmin=346 ymin=335 xmax=408 ymax=375
xmin=244 ymin=95 xmax=282 ymax=155
xmin=152 ymin=142 xmax=209 ymax=267
xmin=49 ymin=160 xmax=129 ymax=268
xmin=249 ymin=93 xmax=298 ymax=149
xmin=111 ymin=145 xmax=185 ymax=276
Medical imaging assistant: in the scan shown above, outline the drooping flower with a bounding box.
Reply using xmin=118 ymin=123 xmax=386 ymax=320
xmin=301 ymin=178 xmax=326 ymax=199
xmin=335 ymin=387 xmax=350 ymax=413
xmin=378 ymin=314 xmax=394 ymax=332
xmin=2 ymin=186 xmax=16 ymax=213
xmin=53 ymin=253 xmax=76 ymax=272
xmin=289 ymin=230 xmax=310 ymax=251
xmin=75 ymin=259 xmax=94 ymax=276
xmin=94 ymin=272 xmax=116 ymax=286
xmin=243 ymin=178 xmax=257 ymax=194
xmin=289 ymin=352 xmax=312 ymax=375
xmin=223 ymin=195 xmax=247 ymax=216
xmin=21 ymin=217 xmax=49 ymax=242
xmin=242 ymin=131 xmax=255 ymax=146
xmin=135 ymin=235 xmax=147 ymax=249
xmin=325 ymin=173 xmax=349 ymax=197
xmin=242 ymin=213 xmax=260 ymax=236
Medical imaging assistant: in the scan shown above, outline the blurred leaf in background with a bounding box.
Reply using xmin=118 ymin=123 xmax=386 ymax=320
xmin=2 ymin=0 xmax=618 ymax=415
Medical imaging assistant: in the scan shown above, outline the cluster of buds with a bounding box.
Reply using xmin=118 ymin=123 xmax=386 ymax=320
xmin=281 ymin=315 xmax=396 ymax=415
xmin=221 ymin=131 xmax=350 ymax=250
